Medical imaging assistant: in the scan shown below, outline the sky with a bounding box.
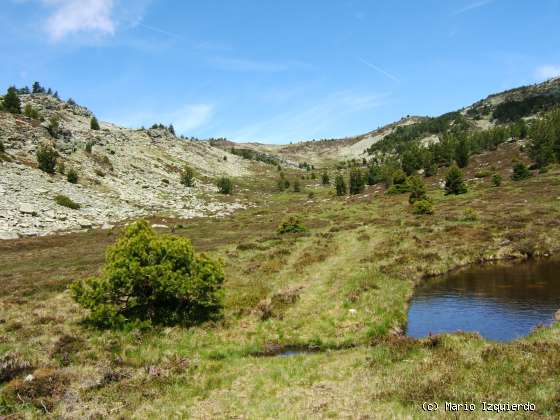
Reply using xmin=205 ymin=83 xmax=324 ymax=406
xmin=1 ymin=0 xmax=560 ymax=143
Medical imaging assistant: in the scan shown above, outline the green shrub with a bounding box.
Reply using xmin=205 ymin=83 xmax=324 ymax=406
xmin=55 ymin=194 xmax=80 ymax=210
xmin=94 ymin=169 xmax=105 ymax=177
xmin=23 ymin=103 xmax=40 ymax=120
xmin=491 ymin=174 xmax=502 ymax=187
xmin=70 ymin=220 xmax=224 ymax=327
xmin=321 ymin=171 xmax=330 ymax=185
xmin=445 ymin=163 xmax=467 ymax=195
xmin=0 ymin=140 xmax=4 ymax=154
xmin=335 ymin=174 xmax=347 ymax=196
xmin=180 ymin=165 xmax=195 ymax=187
xmin=277 ymin=175 xmax=290 ymax=191
xmin=57 ymin=161 xmax=65 ymax=174
xmin=36 ymin=145 xmax=57 ymax=174
xmin=349 ymin=167 xmax=365 ymax=195
xmin=66 ymin=168 xmax=78 ymax=183
xmin=47 ymin=117 xmax=60 ymax=138
xmin=85 ymin=140 xmax=95 ymax=154
xmin=90 ymin=116 xmax=100 ymax=130
xmin=411 ymin=199 xmax=434 ymax=215
xmin=475 ymin=169 xmax=492 ymax=178
xmin=407 ymin=175 xmax=428 ymax=204
xmin=217 ymin=176 xmax=233 ymax=194
xmin=462 ymin=207 xmax=478 ymax=222
xmin=511 ymin=161 xmax=532 ymax=181
xmin=277 ymin=216 xmax=307 ymax=234
xmin=386 ymin=169 xmax=410 ymax=194
xmin=392 ymin=169 xmax=407 ymax=185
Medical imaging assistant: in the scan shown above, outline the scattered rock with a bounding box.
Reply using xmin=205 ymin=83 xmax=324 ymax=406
xmin=0 ymin=230 xmax=19 ymax=240
xmin=19 ymin=203 xmax=37 ymax=215
xmin=151 ymin=224 xmax=169 ymax=229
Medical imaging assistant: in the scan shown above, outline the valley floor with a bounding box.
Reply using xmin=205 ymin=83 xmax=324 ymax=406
xmin=2 ymin=147 xmax=560 ymax=418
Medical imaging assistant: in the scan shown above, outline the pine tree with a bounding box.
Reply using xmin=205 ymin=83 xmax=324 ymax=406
xmin=444 ymin=163 xmax=467 ymax=195
xmin=455 ymin=138 xmax=470 ymax=168
xmin=349 ymin=167 xmax=365 ymax=194
xmin=180 ymin=165 xmax=195 ymax=187
xmin=335 ymin=174 xmax=347 ymax=196
xmin=321 ymin=171 xmax=330 ymax=185
xmin=36 ymin=145 xmax=58 ymax=174
xmin=32 ymin=81 xmax=44 ymax=94
xmin=90 ymin=116 xmax=100 ymax=130
xmin=408 ymin=175 xmax=428 ymax=204
xmin=168 ymin=124 xmax=175 ymax=135
xmin=48 ymin=117 xmax=60 ymax=138
xmin=367 ymin=164 xmax=381 ymax=185
xmin=528 ymin=108 xmax=560 ymax=167
xmin=3 ymin=87 xmax=21 ymax=114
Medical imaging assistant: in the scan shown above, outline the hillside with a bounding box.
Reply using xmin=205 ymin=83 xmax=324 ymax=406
xmin=216 ymin=77 xmax=560 ymax=168
xmin=0 ymin=94 xmax=255 ymax=239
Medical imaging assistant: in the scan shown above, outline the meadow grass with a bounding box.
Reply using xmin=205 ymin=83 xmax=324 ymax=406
xmin=1 ymin=148 xmax=560 ymax=418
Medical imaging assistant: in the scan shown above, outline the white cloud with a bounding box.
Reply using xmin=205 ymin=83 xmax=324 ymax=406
xmin=172 ymin=104 xmax=214 ymax=133
xmin=42 ymin=0 xmax=116 ymax=41
xmin=113 ymin=103 xmax=214 ymax=135
xmin=534 ymin=65 xmax=560 ymax=81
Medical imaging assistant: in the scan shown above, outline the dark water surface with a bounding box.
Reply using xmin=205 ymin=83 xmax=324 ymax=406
xmin=406 ymin=258 xmax=560 ymax=341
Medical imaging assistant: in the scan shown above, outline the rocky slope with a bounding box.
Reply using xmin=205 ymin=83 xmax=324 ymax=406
xmin=0 ymin=94 xmax=254 ymax=239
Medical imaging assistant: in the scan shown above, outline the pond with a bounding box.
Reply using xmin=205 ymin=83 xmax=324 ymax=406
xmin=406 ymin=258 xmax=560 ymax=341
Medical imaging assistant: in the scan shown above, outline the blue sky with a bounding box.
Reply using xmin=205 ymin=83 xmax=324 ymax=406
xmin=2 ymin=0 xmax=560 ymax=143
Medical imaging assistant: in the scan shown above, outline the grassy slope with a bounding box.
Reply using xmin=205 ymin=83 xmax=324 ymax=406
xmin=1 ymin=144 xmax=560 ymax=418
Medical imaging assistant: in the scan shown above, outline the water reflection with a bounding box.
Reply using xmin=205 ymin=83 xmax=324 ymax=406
xmin=406 ymin=258 xmax=560 ymax=341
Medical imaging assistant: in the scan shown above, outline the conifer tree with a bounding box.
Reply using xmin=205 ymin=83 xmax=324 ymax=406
xmin=349 ymin=167 xmax=365 ymax=194
xmin=90 ymin=116 xmax=100 ymax=130
xmin=3 ymin=86 xmax=21 ymax=114
xmin=455 ymin=138 xmax=470 ymax=168
xmin=444 ymin=163 xmax=467 ymax=195
xmin=335 ymin=174 xmax=347 ymax=196
xmin=408 ymin=175 xmax=428 ymax=204
xmin=32 ymin=81 xmax=44 ymax=94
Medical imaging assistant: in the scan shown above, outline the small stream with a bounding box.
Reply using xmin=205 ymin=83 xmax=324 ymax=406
xmin=406 ymin=258 xmax=560 ymax=341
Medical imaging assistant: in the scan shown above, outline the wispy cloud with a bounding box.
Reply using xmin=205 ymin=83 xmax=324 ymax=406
xmin=136 ymin=22 xmax=184 ymax=41
xmin=230 ymin=90 xmax=389 ymax=143
xmin=534 ymin=65 xmax=560 ymax=81
xmin=42 ymin=0 xmax=116 ymax=41
xmin=358 ymin=57 xmax=400 ymax=83
xmin=25 ymin=0 xmax=150 ymax=42
xmin=209 ymin=57 xmax=309 ymax=72
xmin=114 ymin=103 xmax=214 ymax=135
xmin=172 ymin=104 xmax=214 ymax=133
xmin=451 ymin=0 xmax=494 ymax=16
